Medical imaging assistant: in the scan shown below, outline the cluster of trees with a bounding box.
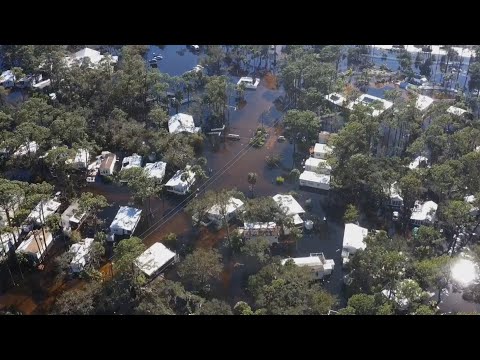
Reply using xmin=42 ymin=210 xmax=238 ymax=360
xmin=0 ymin=175 xmax=109 ymax=287
xmin=279 ymin=46 xmax=343 ymax=111
xmin=52 ymin=232 xmax=336 ymax=315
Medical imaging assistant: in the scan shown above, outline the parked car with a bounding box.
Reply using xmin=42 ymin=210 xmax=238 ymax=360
xmin=277 ymin=135 xmax=286 ymax=142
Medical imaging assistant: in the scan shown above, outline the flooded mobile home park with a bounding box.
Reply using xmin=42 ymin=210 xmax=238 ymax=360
xmin=1 ymin=45 xmax=480 ymax=315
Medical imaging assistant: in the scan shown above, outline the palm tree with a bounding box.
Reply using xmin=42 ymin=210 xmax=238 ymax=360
xmin=247 ymin=173 xmax=257 ymax=198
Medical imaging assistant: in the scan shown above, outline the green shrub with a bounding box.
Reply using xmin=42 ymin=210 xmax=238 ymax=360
xmin=276 ymin=176 xmax=284 ymax=185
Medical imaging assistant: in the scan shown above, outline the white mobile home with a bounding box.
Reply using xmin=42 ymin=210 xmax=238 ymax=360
xmin=0 ymin=229 xmax=20 ymax=255
xmin=304 ymin=157 xmax=331 ymax=174
xmin=65 ymin=47 xmax=118 ymax=68
xmin=168 ymin=113 xmax=201 ymax=134
xmin=69 ymin=238 xmax=95 ymax=273
xmin=347 ymin=94 xmax=393 ymax=117
xmin=410 ymin=200 xmax=438 ymax=226
xmin=165 ymin=166 xmax=196 ymax=195
xmin=13 ymin=141 xmax=39 ymax=157
xmin=135 ymin=242 xmax=178 ymax=278
xmin=272 ymin=194 xmax=305 ymax=217
xmin=408 ymin=156 xmax=429 ymax=170
xmin=313 ymin=143 xmax=333 ymax=159
xmin=318 ymin=131 xmax=331 ymax=145
xmin=0 ymin=70 xmax=15 ymax=88
xmin=324 ymin=93 xmax=347 ymax=108
xmin=121 ymin=153 xmax=142 ymax=171
xmin=109 ymin=206 xmax=142 ymax=237
xmin=465 ymin=195 xmax=479 ymax=217
xmin=61 ymin=201 xmax=86 ymax=234
xmin=415 ymin=95 xmax=434 ymax=112
xmin=237 ymin=77 xmax=260 ymax=90
xmin=446 ymin=106 xmax=469 ymax=117
xmin=342 ymin=223 xmax=368 ymax=266
xmin=387 ymin=181 xmax=403 ymax=208
xmin=299 ymin=171 xmax=331 ymax=190
xmin=144 ymin=161 xmax=167 ymax=182
xmin=241 ymin=222 xmax=280 ymax=244
xmin=23 ymin=198 xmax=61 ymax=231
xmin=281 ymin=252 xmax=335 ymax=280
xmin=66 ymin=149 xmax=90 ymax=169
xmin=16 ymin=229 xmax=54 ymax=264
xmin=206 ymin=197 xmax=244 ymax=226
xmin=99 ymin=152 xmax=117 ymax=176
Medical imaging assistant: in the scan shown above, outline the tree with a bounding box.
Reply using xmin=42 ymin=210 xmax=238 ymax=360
xmin=70 ymin=230 xmax=82 ymax=243
xmin=162 ymin=233 xmax=177 ymax=250
xmin=203 ymin=76 xmax=228 ymax=124
xmin=413 ymin=256 xmax=451 ymax=305
xmin=119 ymin=167 xmax=161 ymax=219
xmin=283 ymin=110 xmax=320 ymax=168
xmin=177 ymin=248 xmax=223 ymax=293
xmin=186 ymin=188 xmax=244 ymax=244
xmin=468 ymin=62 xmax=480 ymax=93
xmin=233 ymin=301 xmax=255 ymax=315
xmin=247 ymin=172 xmax=257 ymax=197
xmin=52 ymin=282 xmax=101 ymax=315
xmin=148 ymin=105 xmax=169 ymax=130
xmin=345 ymin=294 xmax=377 ymax=315
xmin=428 ymin=163 xmax=458 ymax=201
xmin=413 ymin=305 xmax=437 ymax=315
xmin=43 ymin=146 xmax=77 ymax=197
xmin=135 ymin=279 xmax=203 ymax=315
xmin=247 ymin=261 xmax=335 ymax=315
xmin=196 ymin=299 xmax=233 ymax=315
xmin=398 ymin=172 xmax=424 ymax=226
xmin=0 ymin=179 xmax=25 ymax=230
xmin=78 ymin=192 xmax=109 ymax=233
xmin=243 ymin=196 xmax=285 ymax=223
xmin=113 ymin=237 xmax=146 ymax=277
xmin=438 ymin=200 xmax=473 ymax=253
xmin=45 ymin=214 xmax=61 ymax=235
xmin=413 ymin=226 xmax=445 ymax=259
xmin=343 ymin=204 xmax=359 ymax=224
xmin=289 ymin=168 xmax=301 ymax=188
xmin=241 ymin=237 xmax=271 ymax=267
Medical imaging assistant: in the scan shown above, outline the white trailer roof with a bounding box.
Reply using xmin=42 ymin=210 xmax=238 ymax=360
xmin=305 ymin=157 xmax=331 ymax=170
xmin=16 ymin=229 xmax=53 ymax=257
xmin=313 ymin=143 xmax=333 ymax=155
xmin=144 ymin=161 xmax=167 ymax=180
xmin=272 ymin=194 xmax=305 ymax=216
xmin=415 ymin=95 xmax=434 ymax=111
xmin=343 ymin=223 xmax=368 ymax=252
xmin=347 ymin=94 xmax=393 ymax=117
xmin=208 ymin=197 xmax=244 ymax=217
xmin=70 ymin=238 xmax=94 ymax=270
xmin=325 ymin=92 xmax=346 ymax=106
xmin=135 ymin=242 xmax=176 ymax=277
xmin=110 ymin=206 xmax=142 ymax=232
xmin=168 ymin=113 xmax=200 ymax=134
xmin=27 ymin=199 xmax=61 ymax=225
xmin=408 ymin=156 xmax=428 ymax=169
xmin=299 ymin=171 xmax=331 ymax=185
xmin=410 ymin=200 xmax=438 ymax=222
xmin=13 ymin=141 xmax=38 ymax=157
xmin=447 ymin=106 xmax=468 ymax=117
xmin=165 ymin=166 xmax=195 ymax=187
xmin=121 ymin=154 xmax=142 ymax=171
